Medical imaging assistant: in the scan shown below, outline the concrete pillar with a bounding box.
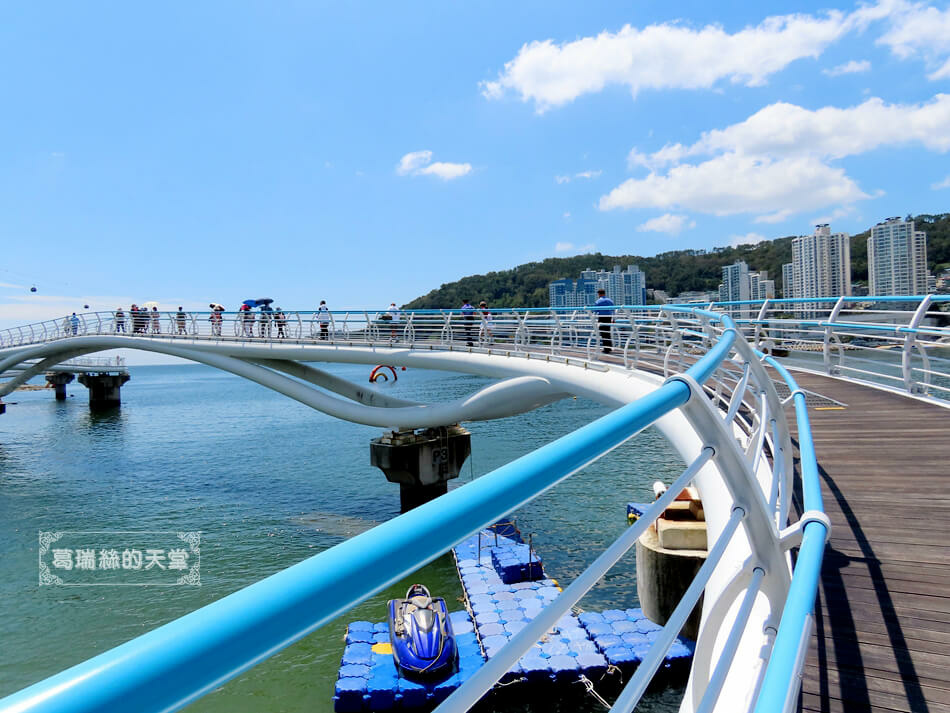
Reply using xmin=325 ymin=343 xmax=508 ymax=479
xmin=45 ymin=372 xmax=76 ymax=401
xmin=77 ymin=373 xmax=131 ymax=410
xmin=370 ymin=426 xmax=472 ymax=512
xmin=636 ymin=525 xmax=706 ymax=641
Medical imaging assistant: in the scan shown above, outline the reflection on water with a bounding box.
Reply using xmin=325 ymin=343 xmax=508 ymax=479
xmin=292 ymin=512 xmax=382 ymax=538
xmin=0 ymin=363 xmax=685 ymax=712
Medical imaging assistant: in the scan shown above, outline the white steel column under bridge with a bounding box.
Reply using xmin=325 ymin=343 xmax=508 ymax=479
xmin=8 ymin=300 xmax=920 ymax=713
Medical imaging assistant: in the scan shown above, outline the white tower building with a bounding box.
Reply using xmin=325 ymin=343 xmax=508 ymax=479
xmin=867 ymin=217 xmax=931 ymax=296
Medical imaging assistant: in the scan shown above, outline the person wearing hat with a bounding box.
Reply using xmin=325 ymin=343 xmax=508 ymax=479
xmin=275 ymin=307 xmax=287 ymax=339
xmin=150 ymin=306 xmax=161 ymax=334
xmin=460 ymin=299 xmax=475 ymax=346
xmin=176 ymin=307 xmax=187 ymax=335
xmin=593 ymin=288 xmax=615 ymax=354
xmin=208 ymin=304 xmax=224 ymax=336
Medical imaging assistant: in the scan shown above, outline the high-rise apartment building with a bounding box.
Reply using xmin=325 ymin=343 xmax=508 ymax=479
xmin=718 ymin=261 xmax=750 ymax=303
xmin=718 ymin=262 xmax=773 ymax=319
xmin=867 ymin=217 xmax=931 ymax=296
xmin=749 ymin=270 xmax=775 ymax=301
xmin=781 ymin=224 xmax=852 ymax=314
xmin=782 ymin=263 xmax=795 ymax=298
xmin=549 ymin=265 xmax=647 ymax=308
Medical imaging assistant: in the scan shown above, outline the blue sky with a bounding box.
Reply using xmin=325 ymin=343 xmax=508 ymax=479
xmin=2 ymin=0 xmax=950 ymax=328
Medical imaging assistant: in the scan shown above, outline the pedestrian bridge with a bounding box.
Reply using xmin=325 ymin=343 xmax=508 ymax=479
xmin=0 ymin=296 xmax=947 ymax=713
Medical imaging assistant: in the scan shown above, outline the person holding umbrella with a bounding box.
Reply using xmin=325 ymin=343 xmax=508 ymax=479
xmin=253 ymin=299 xmax=274 ymax=339
xmin=239 ymin=303 xmax=254 ymax=337
xmin=209 ymin=303 xmax=224 ymax=337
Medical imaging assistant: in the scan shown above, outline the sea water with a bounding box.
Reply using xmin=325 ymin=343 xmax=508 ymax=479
xmin=0 ymin=363 xmax=685 ymax=712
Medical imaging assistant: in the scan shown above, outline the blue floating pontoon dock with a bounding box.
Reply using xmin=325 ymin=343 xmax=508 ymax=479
xmin=334 ymin=523 xmax=693 ymax=711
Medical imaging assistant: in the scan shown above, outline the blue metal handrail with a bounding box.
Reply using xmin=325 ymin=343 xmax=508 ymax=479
xmin=0 ymin=305 xmax=828 ymax=713
xmin=753 ymin=356 xmax=827 ymax=713
xmin=0 ymin=313 xmax=731 ymax=713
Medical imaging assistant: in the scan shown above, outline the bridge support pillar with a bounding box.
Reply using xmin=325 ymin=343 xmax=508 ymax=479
xmin=370 ymin=426 xmax=471 ymax=512
xmin=636 ymin=491 xmax=707 ymax=641
xmin=45 ymin=372 xmax=76 ymax=401
xmin=77 ymin=373 xmax=131 ymax=410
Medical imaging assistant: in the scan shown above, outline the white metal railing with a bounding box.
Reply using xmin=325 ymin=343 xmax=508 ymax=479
xmin=3 ymin=298 xmax=947 ymax=401
xmin=0 ymin=298 xmax=937 ymax=712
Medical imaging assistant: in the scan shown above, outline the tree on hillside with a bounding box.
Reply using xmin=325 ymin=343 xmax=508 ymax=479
xmin=403 ymin=214 xmax=950 ymax=309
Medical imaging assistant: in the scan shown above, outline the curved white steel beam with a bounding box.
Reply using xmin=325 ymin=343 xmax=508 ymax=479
xmin=0 ymin=339 xmax=571 ymax=429
xmin=245 ymin=358 xmax=421 ymax=408
xmin=0 ymin=348 xmax=100 ymax=398
xmin=0 ymin=335 xmax=783 ymax=697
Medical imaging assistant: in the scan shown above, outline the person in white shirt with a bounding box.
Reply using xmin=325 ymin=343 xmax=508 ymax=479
xmin=479 ymin=301 xmax=493 ymax=344
xmin=317 ymin=300 xmax=330 ymax=340
xmin=387 ymin=302 xmax=401 ymax=339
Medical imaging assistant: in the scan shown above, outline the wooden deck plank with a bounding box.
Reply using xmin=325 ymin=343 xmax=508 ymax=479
xmin=780 ymin=371 xmax=950 ymax=713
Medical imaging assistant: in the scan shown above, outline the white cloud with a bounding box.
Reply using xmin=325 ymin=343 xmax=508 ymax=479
xmin=823 ymin=59 xmax=871 ymax=75
xmin=397 ymin=150 xmax=433 ymax=175
xmin=878 ymin=2 xmax=950 ymax=79
xmin=418 ymin=162 xmax=472 ymax=180
xmin=932 ymin=175 xmax=950 ymax=189
xmin=643 ymin=95 xmax=950 ymax=164
xmin=481 ymin=6 xmax=878 ymax=111
xmin=636 ymin=213 xmax=696 ymax=236
xmin=811 ymin=206 xmax=856 ymax=224
xmin=607 ymin=94 xmax=950 ymax=220
xmin=396 ymin=151 xmax=471 ymax=180
xmin=556 ymin=170 xmax=602 ymax=183
xmin=0 ymin=281 xmax=25 ymax=289
xmin=729 ymin=232 xmax=768 ymax=247
xmin=0 ymin=295 xmax=209 ymax=331
xmin=599 ymin=153 xmax=869 ymax=220
xmin=554 ymin=241 xmax=595 ymax=253
xmin=562 ymin=212 xmax=572 ymax=219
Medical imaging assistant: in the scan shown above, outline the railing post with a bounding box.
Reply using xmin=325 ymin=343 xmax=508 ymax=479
xmin=902 ymin=295 xmax=933 ymax=395
xmin=753 ymin=299 xmax=770 ymax=348
xmin=823 ymin=297 xmax=846 ymax=374
xmin=440 ymin=310 xmax=452 ymax=345
xmin=663 ymin=370 xmax=791 ymax=713
xmin=514 ymin=311 xmax=528 ymax=350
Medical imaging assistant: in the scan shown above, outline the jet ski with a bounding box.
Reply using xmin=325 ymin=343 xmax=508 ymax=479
xmin=388 ymin=584 xmax=457 ymax=677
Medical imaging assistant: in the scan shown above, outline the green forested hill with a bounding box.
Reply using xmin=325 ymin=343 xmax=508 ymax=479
xmin=405 ymin=213 xmax=950 ymax=309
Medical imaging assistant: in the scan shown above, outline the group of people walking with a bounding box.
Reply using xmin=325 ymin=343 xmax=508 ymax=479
xmin=461 ymin=290 xmax=615 ymax=353
xmin=458 ymin=299 xmax=493 ymax=347
xmin=208 ymin=301 xmax=332 ymax=340
xmin=238 ymin=304 xmax=289 ymax=339
xmin=113 ymin=306 xmax=190 ymax=335
xmin=94 ymin=295 xmax=615 ymax=351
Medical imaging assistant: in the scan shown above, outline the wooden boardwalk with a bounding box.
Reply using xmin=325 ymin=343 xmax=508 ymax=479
xmin=784 ymin=372 xmax=950 ymax=713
